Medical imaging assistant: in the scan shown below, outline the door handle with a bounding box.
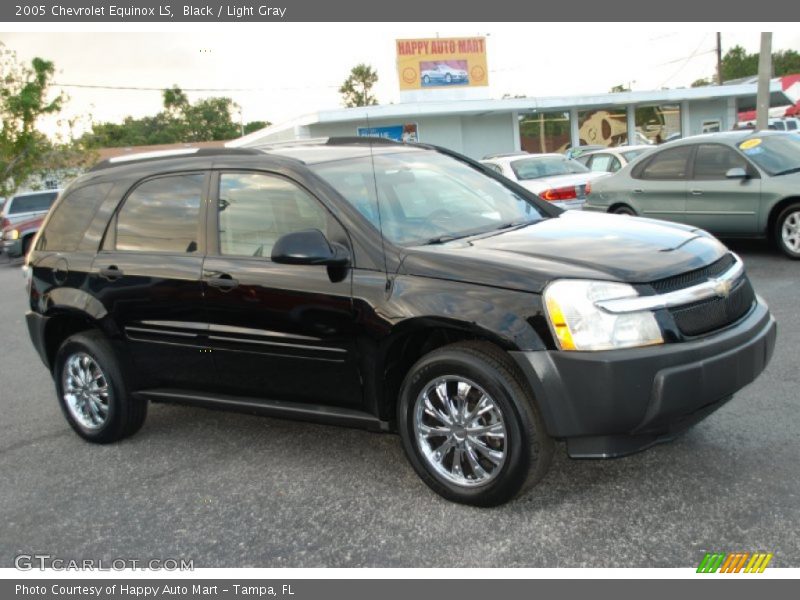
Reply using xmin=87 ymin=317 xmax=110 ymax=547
xmin=206 ymin=273 xmax=239 ymax=291
xmin=633 ymin=188 xmax=644 ymax=194
xmin=690 ymin=189 xmax=704 ymax=195
xmin=99 ymin=266 xmax=123 ymax=280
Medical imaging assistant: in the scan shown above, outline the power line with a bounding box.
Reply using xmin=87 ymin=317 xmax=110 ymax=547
xmin=53 ymin=82 xmax=339 ymax=92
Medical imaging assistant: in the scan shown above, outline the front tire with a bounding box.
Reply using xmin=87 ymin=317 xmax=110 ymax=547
xmin=775 ymin=202 xmax=800 ymax=259
xmin=398 ymin=342 xmax=553 ymax=506
xmin=54 ymin=331 xmax=147 ymax=443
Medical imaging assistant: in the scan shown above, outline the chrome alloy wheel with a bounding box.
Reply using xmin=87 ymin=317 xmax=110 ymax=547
xmin=782 ymin=210 xmax=800 ymax=253
xmin=62 ymin=352 xmax=110 ymax=430
xmin=413 ymin=376 xmax=507 ymax=487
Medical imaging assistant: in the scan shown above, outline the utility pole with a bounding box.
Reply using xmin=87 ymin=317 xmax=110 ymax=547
xmin=755 ymin=32 xmax=773 ymax=131
xmin=716 ymin=32 xmax=723 ymax=85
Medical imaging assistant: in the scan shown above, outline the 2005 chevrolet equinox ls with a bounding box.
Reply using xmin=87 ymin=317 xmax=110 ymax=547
xmin=24 ymin=138 xmax=777 ymax=506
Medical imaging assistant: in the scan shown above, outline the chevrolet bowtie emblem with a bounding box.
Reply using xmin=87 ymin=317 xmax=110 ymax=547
xmin=712 ymin=278 xmax=733 ymax=298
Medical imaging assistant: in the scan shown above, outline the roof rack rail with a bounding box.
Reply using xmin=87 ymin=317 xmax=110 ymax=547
xmin=326 ymin=136 xmax=401 ymax=146
xmin=89 ymin=147 xmax=262 ymax=171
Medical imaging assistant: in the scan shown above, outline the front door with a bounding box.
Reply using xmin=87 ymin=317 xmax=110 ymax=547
xmin=683 ymin=143 xmax=761 ymax=234
xmin=202 ymin=170 xmax=362 ymax=407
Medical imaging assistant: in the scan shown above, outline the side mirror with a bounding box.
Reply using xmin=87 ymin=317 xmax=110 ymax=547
xmin=271 ymin=229 xmax=350 ymax=267
xmin=726 ymin=167 xmax=749 ymax=179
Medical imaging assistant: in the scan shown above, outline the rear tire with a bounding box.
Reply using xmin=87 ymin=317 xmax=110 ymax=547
xmin=775 ymin=202 xmax=800 ymax=259
xmin=54 ymin=330 xmax=147 ymax=443
xmin=610 ymin=204 xmax=636 ymax=216
xmin=397 ymin=341 xmax=553 ymax=506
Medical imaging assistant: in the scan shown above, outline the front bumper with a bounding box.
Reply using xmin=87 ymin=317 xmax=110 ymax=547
xmin=2 ymin=238 xmax=23 ymax=257
xmin=511 ymin=298 xmax=777 ymax=458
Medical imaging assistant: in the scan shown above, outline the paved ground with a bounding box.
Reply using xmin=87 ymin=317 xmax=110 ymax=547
xmin=0 ymin=240 xmax=797 ymax=568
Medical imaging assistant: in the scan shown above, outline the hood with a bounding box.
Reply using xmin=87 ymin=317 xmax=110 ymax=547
xmin=517 ymin=171 xmax=608 ymax=193
xmin=400 ymin=211 xmax=729 ymax=294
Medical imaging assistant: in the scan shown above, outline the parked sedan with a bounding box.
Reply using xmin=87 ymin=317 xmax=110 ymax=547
xmin=585 ymin=131 xmax=800 ymax=258
xmin=481 ymin=153 xmax=609 ymax=210
xmin=575 ymin=145 xmax=653 ymax=173
xmin=2 ymin=214 xmax=45 ymax=258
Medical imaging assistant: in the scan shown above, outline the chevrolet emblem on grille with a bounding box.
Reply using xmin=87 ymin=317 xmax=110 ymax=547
xmin=712 ymin=277 xmax=733 ymax=298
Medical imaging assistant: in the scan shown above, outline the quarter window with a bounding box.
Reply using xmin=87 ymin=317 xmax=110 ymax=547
xmin=217 ymin=173 xmax=328 ymax=257
xmin=638 ymin=146 xmax=693 ymax=180
xmin=116 ymin=174 xmax=204 ymax=253
xmin=38 ymin=183 xmax=112 ymax=252
xmin=692 ymin=144 xmax=750 ymax=180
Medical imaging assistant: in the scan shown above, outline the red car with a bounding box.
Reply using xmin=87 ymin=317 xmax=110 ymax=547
xmin=2 ymin=214 xmax=45 ymax=258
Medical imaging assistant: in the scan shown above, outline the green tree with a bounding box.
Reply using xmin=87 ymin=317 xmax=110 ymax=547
xmin=0 ymin=43 xmax=65 ymax=198
xmin=244 ymin=120 xmax=270 ymax=135
xmin=691 ymin=77 xmax=712 ymax=87
xmin=720 ymin=45 xmax=800 ymax=82
xmin=82 ymin=86 xmax=245 ymax=148
xmin=339 ymin=64 xmax=379 ymax=107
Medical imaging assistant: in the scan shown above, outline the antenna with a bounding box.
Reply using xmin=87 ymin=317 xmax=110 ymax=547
xmin=364 ymin=111 xmax=391 ymax=291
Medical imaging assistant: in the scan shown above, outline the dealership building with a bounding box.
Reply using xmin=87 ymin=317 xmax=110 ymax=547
xmin=230 ymin=81 xmax=793 ymax=159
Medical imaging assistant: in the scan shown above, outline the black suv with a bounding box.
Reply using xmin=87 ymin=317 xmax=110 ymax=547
xmin=25 ymin=139 xmax=776 ymax=506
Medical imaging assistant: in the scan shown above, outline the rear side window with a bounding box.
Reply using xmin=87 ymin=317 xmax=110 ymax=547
xmin=38 ymin=183 xmax=113 ymax=252
xmin=637 ymin=146 xmax=693 ymax=180
xmin=692 ymin=144 xmax=750 ymax=180
xmin=8 ymin=191 xmax=58 ymax=215
xmin=116 ymin=174 xmax=204 ymax=253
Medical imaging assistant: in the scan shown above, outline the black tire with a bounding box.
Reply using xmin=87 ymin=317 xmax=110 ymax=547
xmin=397 ymin=341 xmax=553 ymax=506
xmin=611 ymin=204 xmax=636 ymax=216
xmin=774 ymin=202 xmax=800 ymax=259
xmin=54 ymin=330 xmax=147 ymax=443
xmin=422 ymin=75 xmax=430 ymax=84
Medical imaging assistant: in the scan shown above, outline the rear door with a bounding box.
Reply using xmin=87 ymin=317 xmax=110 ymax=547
xmin=683 ymin=143 xmax=760 ymax=234
xmin=629 ymin=145 xmax=692 ymax=220
xmin=201 ymin=170 xmax=361 ymax=407
xmin=89 ymin=171 xmax=215 ymax=390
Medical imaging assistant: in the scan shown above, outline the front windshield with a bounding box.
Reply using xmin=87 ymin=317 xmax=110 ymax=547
xmin=311 ymin=151 xmax=546 ymax=246
xmin=510 ymin=156 xmax=589 ymax=180
xmin=737 ymin=135 xmax=800 ymax=175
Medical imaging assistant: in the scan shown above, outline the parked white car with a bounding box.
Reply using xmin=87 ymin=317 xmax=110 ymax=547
xmin=481 ymin=153 xmax=608 ymax=210
xmin=574 ymin=144 xmax=654 ymax=173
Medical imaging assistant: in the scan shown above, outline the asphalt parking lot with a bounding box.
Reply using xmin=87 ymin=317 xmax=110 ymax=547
xmin=0 ymin=240 xmax=798 ymax=569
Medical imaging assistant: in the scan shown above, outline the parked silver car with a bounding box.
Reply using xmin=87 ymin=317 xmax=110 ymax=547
xmin=585 ymin=132 xmax=800 ymax=258
xmin=481 ymin=153 xmax=608 ymax=210
xmin=575 ymin=145 xmax=654 ymax=173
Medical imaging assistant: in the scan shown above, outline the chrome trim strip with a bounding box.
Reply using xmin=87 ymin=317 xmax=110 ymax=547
xmin=596 ymin=254 xmax=745 ymax=314
xmin=207 ymin=335 xmax=347 ymax=353
xmin=209 ymin=323 xmax=322 ymax=341
xmin=125 ymin=326 xmax=198 ymax=338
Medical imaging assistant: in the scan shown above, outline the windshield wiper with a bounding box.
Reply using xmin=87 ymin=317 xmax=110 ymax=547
xmin=774 ymin=166 xmax=800 ymax=176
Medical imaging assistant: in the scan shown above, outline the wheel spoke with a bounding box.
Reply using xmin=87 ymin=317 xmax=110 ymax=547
xmin=467 ymin=422 xmax=505 ymax=438
xmin=418 ymin=423 xmax=450 ymax=438
xmin=464 ymin=444 xmax=488 ymax=479
xmin=435 ymin=382 xmax=457 ymax=420
xmin=469 ymin=437 xmax=504 ymax=465
xmin=433 ymin=436 xmax=456 ymax=463
xmin=424 ymin=395 xmax=451 ymax=425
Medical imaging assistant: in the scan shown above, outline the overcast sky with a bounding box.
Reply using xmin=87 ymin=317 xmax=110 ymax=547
xmin=2 ymin=25 xmax=799 ymax=139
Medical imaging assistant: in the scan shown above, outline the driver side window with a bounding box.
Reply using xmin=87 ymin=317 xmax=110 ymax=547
xmin=217 ymin=172 xmax=329 ymax=258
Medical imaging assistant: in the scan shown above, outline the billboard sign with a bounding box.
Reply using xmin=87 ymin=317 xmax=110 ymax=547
xmin=356 ymin=123 xmax=419 ymax=142
xmin=396 ymin=37 xmax=488 ymax=91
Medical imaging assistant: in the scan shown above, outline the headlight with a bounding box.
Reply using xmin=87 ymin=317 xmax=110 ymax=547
xmin=543 ymin=280 xmax=663 ymax=351
xmin=3 ymin=229 xmax=19 ymax=240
